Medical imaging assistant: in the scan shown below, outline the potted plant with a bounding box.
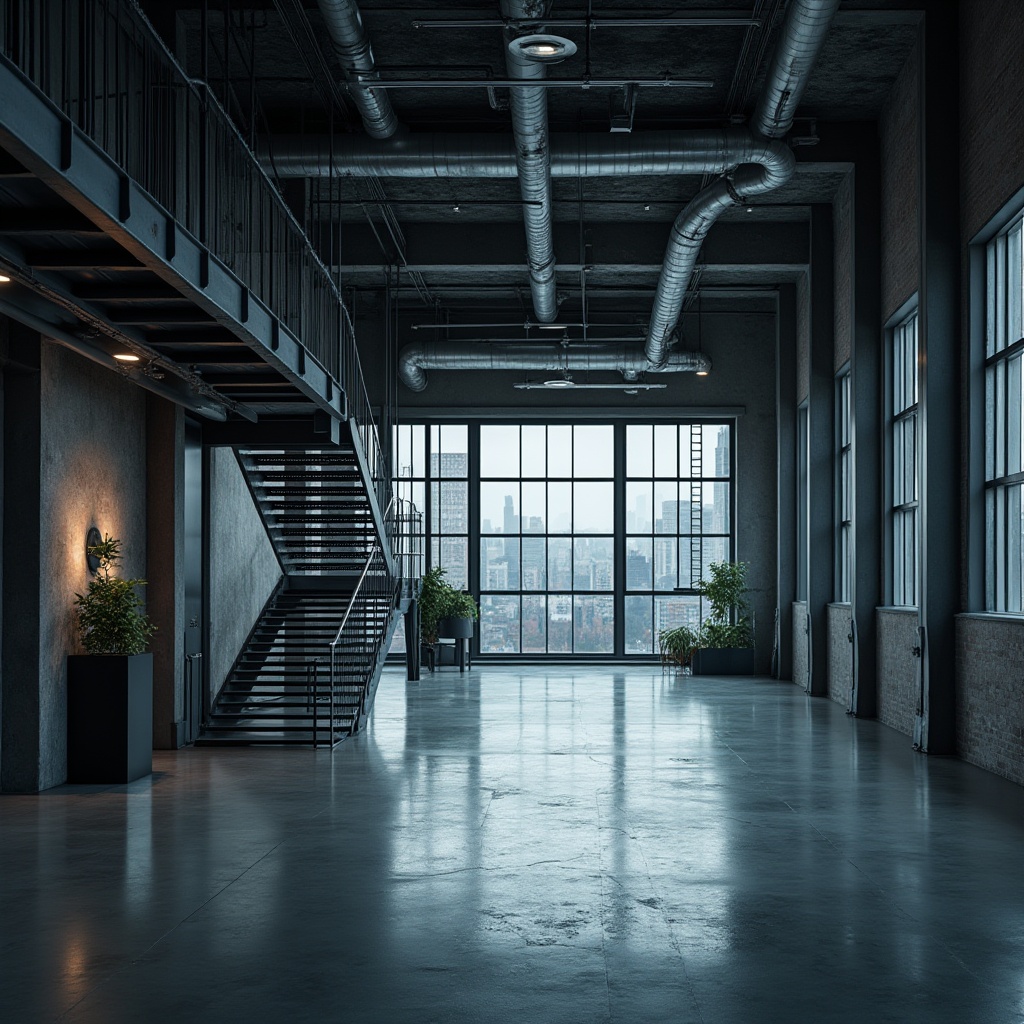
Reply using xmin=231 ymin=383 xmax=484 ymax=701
xmin=417 ymin=566 xmax=479 ymax=671
xmin=67 ymin=534 xmax=157 ymax=783
xmin=691 ymin=560 xmax=755 ymax=675
xmin=658 ymin=623 xmax=702 ymax=674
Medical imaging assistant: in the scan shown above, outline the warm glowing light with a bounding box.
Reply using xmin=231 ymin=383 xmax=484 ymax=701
xmin=0 ymin=274 xmax=10 ymax=283
xmin=114 ymin=353 xmax=140 ymax=363
xmin=696 ymin=370 xmax=709 ymax=376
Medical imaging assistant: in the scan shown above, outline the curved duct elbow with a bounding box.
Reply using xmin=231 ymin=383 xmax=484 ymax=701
xmin=397 ymin=340 xmax=710 ymax=391
xmin=645 ymin=142 xmax=796 ymax=366
xmin=316 ymin=0 xmax=399 ymax=139
xmin=753 ymin=0 xmax=842 ymax=139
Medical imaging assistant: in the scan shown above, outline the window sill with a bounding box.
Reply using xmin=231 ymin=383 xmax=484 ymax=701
xmin=957 ymin=611 xmax=1024 ymax=623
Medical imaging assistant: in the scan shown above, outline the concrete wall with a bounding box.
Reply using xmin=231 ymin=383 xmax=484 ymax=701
xmin=956 ymin=614 xmax=1024 ymax=785
xmin=207 ymin=448 xmax=281 ymax=700
xmin=827 ymin=603 xmax=852 ymax=706
xmin=792 ymin=601 xmax=808 ymax=690
xmin=876 ymin=608 xmax=918 ymax=737
xmin=38 ymin=341 xmax=148 ymax=790
xmin=880 ymin=41 xmax=920 ymax=322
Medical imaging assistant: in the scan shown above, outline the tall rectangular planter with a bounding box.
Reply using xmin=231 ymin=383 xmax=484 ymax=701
xmin=692 ymin=648 xmax=757 ymax=676
xmin=67 ymin=654 xmax=153 ymax=783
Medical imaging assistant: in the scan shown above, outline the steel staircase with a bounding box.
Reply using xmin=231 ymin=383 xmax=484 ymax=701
xmin=198 ymin=437 xmax=412 ymax=747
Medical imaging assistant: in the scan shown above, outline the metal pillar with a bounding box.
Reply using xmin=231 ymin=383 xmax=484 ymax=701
xmin=915 ymin=3 xmax=959 ymax=753
xmin=776 ymin=286 xmax=797 ymax=679
xmin=848 ymin=129 xmax=883 ymax=719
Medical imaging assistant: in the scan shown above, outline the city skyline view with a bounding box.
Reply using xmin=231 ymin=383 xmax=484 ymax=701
xmin=392 ymin=422 xmax=732 ymax=655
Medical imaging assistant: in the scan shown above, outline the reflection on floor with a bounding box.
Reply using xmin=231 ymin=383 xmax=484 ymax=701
xmin=4 ymin=667 xmax=1024 ymax=1023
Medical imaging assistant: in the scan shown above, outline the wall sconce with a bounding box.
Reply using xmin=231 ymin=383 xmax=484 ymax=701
xmin=85 ymin=527 xmax=102 ymax=575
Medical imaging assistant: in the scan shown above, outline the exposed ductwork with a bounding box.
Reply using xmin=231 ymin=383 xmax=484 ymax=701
xmin=502 ymin=0 xmax=558 ymax=323
xmin=753 ymin=0 xmax=840 ymax=139
xmin=398 ymin=340 xmax=710 ymax=392
xmin=644 ymin=0 xmax=840 ymax=366
xmin=300 ymin=0 xmax=838 ymax=389
xmin=315 ymin=0 xmax=398 ymax=139
xmin=265 ymin=129 xmax=794 ymax=181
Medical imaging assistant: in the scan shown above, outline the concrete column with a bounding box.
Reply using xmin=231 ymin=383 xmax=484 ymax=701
xmin=1 ymin=321 xmax=42 ymax=792
xmin=147 ymin=397 xmax=186 ymax=748
xmin=915 ymin=4 xmax=960 ymax=753
xmin=807 ymin=206 xmax=835 ymax=696
xmin=849 ymin=133 xmax=883 ymax=719
xmin=776 ymin=286 xmax=797 ymax=679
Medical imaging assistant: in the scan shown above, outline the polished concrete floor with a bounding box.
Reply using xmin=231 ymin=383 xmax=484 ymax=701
xmin=3 ymin=667 xmax=1024 ymax=1023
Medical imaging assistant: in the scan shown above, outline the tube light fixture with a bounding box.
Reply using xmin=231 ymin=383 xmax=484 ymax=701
xmin=515 ymin=381 xmax=667 ymax=390
xmin=0 ymin=274 xmax=10 ymax=283
xmin=113 ymin=353 xmax=141 ymax=363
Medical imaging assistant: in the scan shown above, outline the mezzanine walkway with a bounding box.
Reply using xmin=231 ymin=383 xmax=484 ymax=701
xmin=2 ymin=667 xmax=1023 ymax=1023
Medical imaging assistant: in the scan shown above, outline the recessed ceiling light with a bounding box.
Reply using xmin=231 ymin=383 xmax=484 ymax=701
xmin=114 ymin=353 xmax=141 ymax=363
xmin=509 ymin=34 xmax=578 ymax=65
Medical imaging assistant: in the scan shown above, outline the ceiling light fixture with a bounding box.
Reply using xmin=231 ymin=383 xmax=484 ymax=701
xmin=113 ymin=353 xmax=141 ymax=363
xmin=509 ymin=34 xmax=578 ymax=65
xmin=0 ymin=274 xmax=10 ymax=283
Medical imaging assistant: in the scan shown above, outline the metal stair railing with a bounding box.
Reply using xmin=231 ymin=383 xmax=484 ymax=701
xmin=395 ymin=497 xmax=424 ymax=600
xmin=0 ymin=1 xmax=391 ymax=483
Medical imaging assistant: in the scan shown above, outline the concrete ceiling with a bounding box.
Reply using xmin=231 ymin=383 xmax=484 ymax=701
xmin=150 ymin=1 xmax=922 ymax=318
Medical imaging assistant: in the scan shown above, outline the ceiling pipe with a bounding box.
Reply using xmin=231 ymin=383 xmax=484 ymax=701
xmin=644 ymin=0 xmax=840 ymax=366
xmin=264 ymin=129 xmax=792 ymax=180
xmin=502 ymin=0 xmax=559 ymax=323
xmin=315 ymin=0 xmax=399 ymax=139
xmin=397 ymin=340 xmax=710 ymax=392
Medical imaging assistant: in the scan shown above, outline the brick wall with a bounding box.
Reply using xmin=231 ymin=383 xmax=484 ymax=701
xmin=960 ymin=0 xmax=1024 ymax=241
xmin=953 ymin=1 xmax=1024 ymax=787
xmin=833 ymin=174 xmax=853 ymax=372
xmin=876 ymin=608 xmax=919 ymax=737
xmin=956 ymin=614 xmax=1024 ymax=785
xmin=827 ymin=603 xmax=852 ymax=706
xmin=880 ymin=42 xmax=920 ymax=322
xmin=792 ymin=601 xmax=808 ymax=689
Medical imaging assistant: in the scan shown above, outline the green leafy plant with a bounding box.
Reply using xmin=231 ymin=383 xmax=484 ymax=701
xmin=418 ymin=566 xmax=478 ymax=643
xmin=441 ymin=590 xmax=480 ymax=622
xmin=658 ymin=624 xmax=702 ymax=667
xmin=697 ymin=560 xmax=753 ymax=649
xmin=74 ymin=535 xmax=156 ymax=655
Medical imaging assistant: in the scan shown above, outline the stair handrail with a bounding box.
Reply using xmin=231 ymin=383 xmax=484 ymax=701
xmin=0 ymin=0 xmax=383 ymax=441
xmin=323 ymin=495 xmax=396 ymax=746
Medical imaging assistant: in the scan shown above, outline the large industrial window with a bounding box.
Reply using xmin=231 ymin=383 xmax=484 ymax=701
xmin=837 ymin=370 xmax=852 ymax=602
xmin=392 ymin=420 xmax=734 ymax=657
xmin=479 ymin=424 xmax=615 ymax=654
xmin=985 ymin=214 xmax=1024 ymax=611
xmin=624 ymin=424 xmax=731 ymax=653
xmin=891 ymin=311 xmax=918 ymax=607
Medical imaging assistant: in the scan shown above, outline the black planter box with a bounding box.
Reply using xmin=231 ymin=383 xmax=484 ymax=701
xmin=436 ymin=616 xmax=474 ymax=639
xmin=67 ymin=654 xmax=153 ymax=783
xmin=692 ymin=648 xmax=756 ymax=676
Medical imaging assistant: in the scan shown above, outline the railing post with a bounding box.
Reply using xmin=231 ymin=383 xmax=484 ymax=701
xmin=309 ymin=660 xmax=318 ymax=749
